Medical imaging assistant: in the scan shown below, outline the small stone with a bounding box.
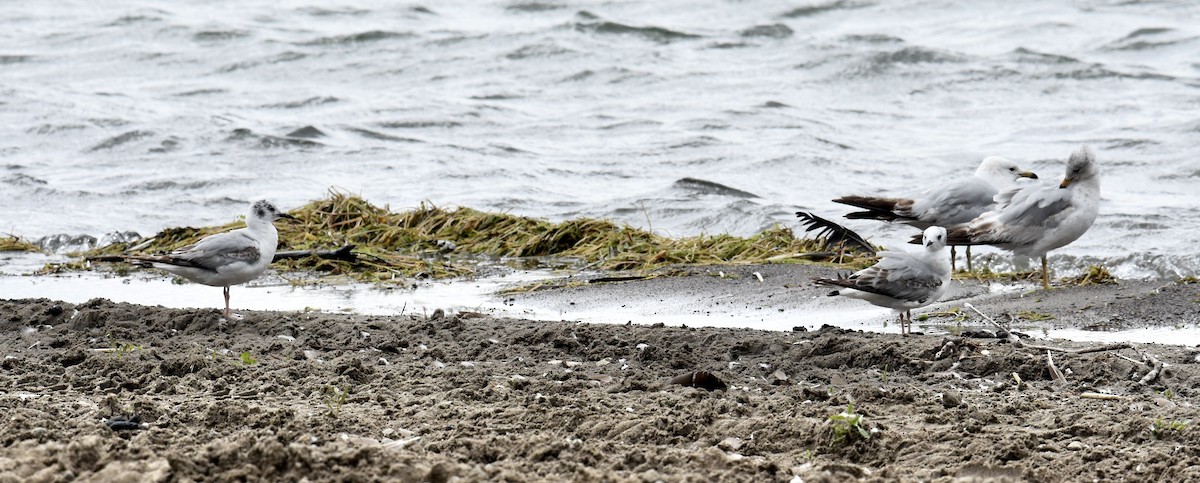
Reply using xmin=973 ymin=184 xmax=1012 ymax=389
xmin=1067 ymin=441 xmax=1087 ymax=451
xmin=1153 ymin=397 xmax=1177 ymax=408
xmin=942 ymin=390 xmax=962 ymax=408
xmin=717 ymin=437 xmax=743 ymax=451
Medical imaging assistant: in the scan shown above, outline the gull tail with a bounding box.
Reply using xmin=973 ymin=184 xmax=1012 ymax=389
xmin=812 ymin=277 xmax=848 ymax=296
xmin=86 ymin=253 xmax=204 ymax=270
xmin=833 ymin=195 xmax=915 ymax=223
xmin=796 ymin=212 xmax=875 ymax=255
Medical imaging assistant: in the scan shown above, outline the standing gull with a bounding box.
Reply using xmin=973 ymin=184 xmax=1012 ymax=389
xmin=833 ymin=156 xmax=1038 ymax=271
xmin=920 ymin=146 xmax=1100 ymax=289
xmin=124 ymin=200 xmax=296 ymax=319
xmin=814 ymin=226 xmax=952 ymax=336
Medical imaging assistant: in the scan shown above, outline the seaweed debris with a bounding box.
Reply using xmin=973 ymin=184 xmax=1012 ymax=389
xmin=1064 ymin=265 xmax=1118 ymax=286
xmin=1 ymin=235 xmax=41 ymax=253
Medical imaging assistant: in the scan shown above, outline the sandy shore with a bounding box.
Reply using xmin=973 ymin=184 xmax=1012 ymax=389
xmin=3 ymin=266 xmax=1200 ymax=481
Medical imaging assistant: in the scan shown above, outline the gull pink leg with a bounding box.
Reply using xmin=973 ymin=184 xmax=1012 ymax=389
xmin=223 ymin=286 xmax=231 ymax=319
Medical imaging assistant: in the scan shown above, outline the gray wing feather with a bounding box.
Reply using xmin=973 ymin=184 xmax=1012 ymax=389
xmin=850 ymin=250 xmax=943 ymax=303
xmin=168 ymin=231 xmax=261 ymax=271
xmin=911 ymin=176 xmax=998 ymax=226
xmin=969 ymin=182 xmax=1072 ymax=246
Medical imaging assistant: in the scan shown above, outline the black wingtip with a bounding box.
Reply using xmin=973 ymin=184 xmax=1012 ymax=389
xmin=796 ymin=211 xmax=875 ymax=255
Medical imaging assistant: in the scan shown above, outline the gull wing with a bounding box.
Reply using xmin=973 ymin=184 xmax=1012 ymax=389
xmin=844 ymin=249 xmax=944 ymax=304
xmin=911 ymin=176 xmax=998 ymax=226
xmin=967 ymin=182 xmax=1073 ymax=246
xmin=162 ymin=230 xmax=262 ymax=272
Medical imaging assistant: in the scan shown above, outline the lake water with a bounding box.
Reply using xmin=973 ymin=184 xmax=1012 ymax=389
xmin=3 ymin=0 xmax=1200 ymax=280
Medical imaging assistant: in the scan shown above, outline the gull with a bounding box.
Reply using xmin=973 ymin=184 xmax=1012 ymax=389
xmin=921 ymin=146 xmax=1100 ymax=289
xmin=833 ymin=156 xmax=1038 ymax=271
xmin=814 ymin=226 xmax=952 ymax=336
xmin=124 ymin=200 xmax=296 ymax=319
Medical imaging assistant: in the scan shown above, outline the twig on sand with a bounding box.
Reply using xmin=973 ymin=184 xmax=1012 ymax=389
xmin=963 ymin=304 xmax=1131 ymax=354
xmin=1079 ymin=392 xmax=1123 ymax=401
xmin=89 ymin=244 xmax=358 ymax=263
xmin=964 ymin=303 xmax=1155 ymax=385
xmin=273 ymin=245 xmax=357 ymax=262
xmin=1138 ymin=351 xmax=1164 ymax=385
xmin=964 ymin=303 xmax=1022 ymax=345
xmin=1112 ymin=353 xmax=1150 ymax=368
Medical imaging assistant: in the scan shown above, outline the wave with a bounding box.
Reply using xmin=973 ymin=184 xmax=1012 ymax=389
xmin=224 ymin=128 xmax=323 ymax=149
xmin=840 ymin=46 xmax=967 ymax=78
xmin=574 ymin=12 xmax=700 ymax=43
xmin=740 ymin=24 xmax=793 ymax=39
xmin=345 ymin=127 xmax=422 ymax=143
xmin=1103 ymin=27 xmax=1198 ymax=51
xmin=506 ymin=2 xmax=565 ymax=13
xmin=218 ymin=51 xmax=308 ymax=73
xmin=3 ymin=173 xmax=47 ymax=186
xmin=26 ymin=124 xmax=87 ymax=134
xmin=301 ymin=30 xmax=413 ymax=46
xmin=0 ymin=55 xmax=32 ymax=64
xmin=673 ymin=178 xmax=760 ymax=199
xmin=89 ymin=130 xmax=155 ymax=152
xmin=505 ymin=43 xmax=575 ymax=60
xmin=376 ymin=121 xmax=462 ymax=129
xmin=192 ymin=30 xmax=250 ymax=42
xmin=261 ymin=96 xmax=340 ymax=109
xmin=780 ymin=1 xmax=870 ymax=18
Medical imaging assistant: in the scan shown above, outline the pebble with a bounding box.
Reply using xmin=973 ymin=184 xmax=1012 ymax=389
xmin=1067 ymin=441 xmax=1087 ymax=451
xmin=942 ymin=390 xmax=962 ymax=408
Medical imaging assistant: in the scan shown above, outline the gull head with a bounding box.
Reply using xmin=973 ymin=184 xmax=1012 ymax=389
xmin=976 ymin=156 xmax=1038 ymax=184
xmin=249 ymin=200 xmax=297 ymax=225
xmin=922 ymin=226 xmax=948 ymax=251
xmin=1060 ymin=145 xmax=1098 ymax=189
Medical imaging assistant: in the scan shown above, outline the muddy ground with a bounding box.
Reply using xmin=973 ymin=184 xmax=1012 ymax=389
xmin=3 ymin=268 xmax=1200 ymax=482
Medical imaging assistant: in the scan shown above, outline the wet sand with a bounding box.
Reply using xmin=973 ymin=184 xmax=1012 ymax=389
xmin=2 ymin=266 xmax=1200 ymax=481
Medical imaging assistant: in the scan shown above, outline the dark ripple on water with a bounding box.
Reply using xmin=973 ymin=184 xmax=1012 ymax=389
xmin=573 ymin=12 xmax=701 ymax=43
xmin=89 ymin=130 xmax=156 ymax=152
xmin=300 ymin=30 xmax=414 ymax=46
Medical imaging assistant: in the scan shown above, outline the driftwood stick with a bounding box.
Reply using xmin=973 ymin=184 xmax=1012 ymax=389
xmin=1079 ymin=392 xmax=1123 ymax=401
xmin=1113 ymin=353 xmax=1150 ymax=368
xmin=1025 ymin=342 xmax=1133 ymax=355
xmin=273 ymin=244 xmax=357 ymax=262
xmin=90 ymin=245 xmax=358 ymax=264
xmin=964 ymin=303 xmax=1022 ymax=345
xmin=1067 ymin=343 xmax=1135 ymax=354
xmin=1138 ymin=351 xmax=1164 ymax=385
xmin=966 ymin=303 xmax=1148 ymax=385
xmin=964 ymin=304 xmax=1132 ymax=355
xmin=87 ymin=255 xmax=135 ymax=262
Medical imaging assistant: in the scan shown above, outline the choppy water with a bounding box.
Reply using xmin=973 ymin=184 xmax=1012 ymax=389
xmin=4 ymin=1 xmax=1200 ymax=280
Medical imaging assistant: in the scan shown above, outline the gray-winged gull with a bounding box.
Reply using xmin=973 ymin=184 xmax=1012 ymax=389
xmin=924 ymin=146 xmax=1101 ymax=289
xmin=834 ymin=156 xmax=1038 ymax=270
xmin=815 ymin=226 xmax=952 ymax=336
xmin=123 ymin=200 xmax=296 ymax=319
